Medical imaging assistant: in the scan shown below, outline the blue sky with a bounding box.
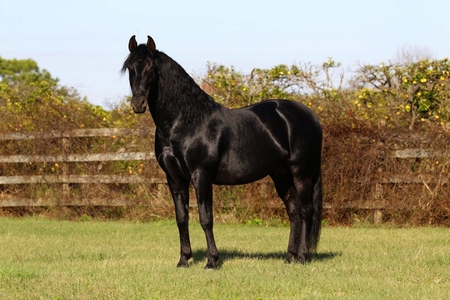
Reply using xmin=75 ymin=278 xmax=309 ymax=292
xmin=1 ymin=0 xmax=450 ymax=107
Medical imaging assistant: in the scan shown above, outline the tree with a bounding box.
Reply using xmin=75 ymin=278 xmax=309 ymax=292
xmin=393 ymin=44 xmax=434 ymax=65
xmin=0 ymin=57 xmax=110 ymax=132
xmin=0 ymin=57 xmax=58 ymax=86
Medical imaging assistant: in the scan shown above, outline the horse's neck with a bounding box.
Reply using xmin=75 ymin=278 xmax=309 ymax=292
xmin=152 ymin=90 xmax=219 ymax=136
xmin=151 ymin=55 xmax=219 ymax=134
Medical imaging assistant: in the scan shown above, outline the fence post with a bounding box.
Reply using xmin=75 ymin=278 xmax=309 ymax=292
xmin=61 ymin=136 xmax=70 ymax=203
xmin=373 ymin=183 xmax=383 ymax=224
xmin=373 ymin=209 xmax=383 ymax=224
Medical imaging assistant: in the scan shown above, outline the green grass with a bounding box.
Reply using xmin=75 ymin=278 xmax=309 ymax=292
xmin=0 ymin=217 xmax=449 ymax=299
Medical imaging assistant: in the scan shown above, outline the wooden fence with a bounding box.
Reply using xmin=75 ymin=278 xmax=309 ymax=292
xmin=1 ymin=128 xmax=448 ymax=223
xmin=0 ymin=128 xmax=164 ymax=207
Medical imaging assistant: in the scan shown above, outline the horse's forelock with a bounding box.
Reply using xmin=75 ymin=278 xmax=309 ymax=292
xmin=121 ymin=45 xmax=153 ymax=74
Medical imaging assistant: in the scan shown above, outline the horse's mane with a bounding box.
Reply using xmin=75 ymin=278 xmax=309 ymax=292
xmin=122 ymin=44 xmax=220 ymax=126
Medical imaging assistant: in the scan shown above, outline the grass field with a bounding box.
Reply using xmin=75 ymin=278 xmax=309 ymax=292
xmin=0 ymin=217 xmax=449 ymax=299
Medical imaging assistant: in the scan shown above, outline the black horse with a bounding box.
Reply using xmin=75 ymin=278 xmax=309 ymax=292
xmin=122 ymin=35 xmax=323 ymax=269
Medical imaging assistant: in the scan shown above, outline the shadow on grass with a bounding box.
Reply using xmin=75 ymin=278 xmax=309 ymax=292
xmin=192 ymin=249 xmax=341 ymax=267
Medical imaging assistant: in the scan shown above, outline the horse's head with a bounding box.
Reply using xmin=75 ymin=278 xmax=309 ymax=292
xmin=122 ymin=35 xmax=157 ymax=114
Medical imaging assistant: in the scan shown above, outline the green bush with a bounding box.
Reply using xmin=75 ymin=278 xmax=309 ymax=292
xmin=354 ymin=58 xmax=450 ymax=129
xmin=0 ymin=57 xmax=111 ymax=132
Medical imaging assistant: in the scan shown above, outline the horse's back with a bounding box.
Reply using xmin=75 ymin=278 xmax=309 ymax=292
xmin=247 ymin=99 xmax=322 ymax=144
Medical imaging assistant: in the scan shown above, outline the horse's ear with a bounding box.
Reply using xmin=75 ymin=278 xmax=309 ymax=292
xmin=128 ymin=35 xmax=138 ymax=52
xmin=147 ymin=36 xmax=156 ymax=53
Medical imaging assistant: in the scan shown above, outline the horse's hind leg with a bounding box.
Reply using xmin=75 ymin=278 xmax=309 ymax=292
xmin=291 ymin=169 xmax=313 ymax=264
xmin=271 ymin=171 xmax=302 ymax=263
xmin=272 ymin=167 xmax=313 ymax=264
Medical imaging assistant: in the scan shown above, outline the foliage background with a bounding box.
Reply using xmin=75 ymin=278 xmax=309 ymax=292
xmin=0 ymin=55 xmax=449 ymax=225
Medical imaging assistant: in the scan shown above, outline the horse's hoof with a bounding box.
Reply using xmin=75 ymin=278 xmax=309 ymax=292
xmin=176 ymin=259 xmax=190 ymax=268
xmin=204 ymin=264 xmax=216 ymax=270
xmin=286 ymin=252 xmax=296 ymax=264
xmin=296 ymin=254 xmax=308 ymax=265
xmin=205 ymin=256 xmax=219 ymax=269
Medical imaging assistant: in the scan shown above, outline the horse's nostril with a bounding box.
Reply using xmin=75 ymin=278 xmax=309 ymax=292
xmin=131 ymin=97 xmax=147 ymax=109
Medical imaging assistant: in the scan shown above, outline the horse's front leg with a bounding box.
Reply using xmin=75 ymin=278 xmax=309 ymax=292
xmin=191 ymin=170 xmax=219 ymax=269
xmin=167 ymin=175 xmax=192 ymax=267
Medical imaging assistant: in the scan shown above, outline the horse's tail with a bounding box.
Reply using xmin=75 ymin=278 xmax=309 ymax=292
xmin=309 ymin=167 xmax=323 ymax=252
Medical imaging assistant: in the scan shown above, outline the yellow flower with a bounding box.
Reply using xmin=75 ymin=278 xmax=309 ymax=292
xmin=440 ymin=76 xmax=445 ymax=81
xmin=405 ymin=104 xmax=411 ymax=112
xmin=403 ymin=78 xmax=408 ymax=83
xmin=420 ymin=78 xmax=427 ymax=83
xmin=417 ymin=91 xmax=422 ymax=96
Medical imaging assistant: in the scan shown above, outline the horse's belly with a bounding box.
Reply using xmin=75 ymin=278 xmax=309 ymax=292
xmin=213 ymin=153 xmax=281 ymax=185
xmin=213 ymin=171 xmax=268 ymax=185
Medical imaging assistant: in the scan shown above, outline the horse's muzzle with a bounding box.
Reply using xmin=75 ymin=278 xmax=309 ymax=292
xmin=131 ymin=96 xmax=147 ymax=114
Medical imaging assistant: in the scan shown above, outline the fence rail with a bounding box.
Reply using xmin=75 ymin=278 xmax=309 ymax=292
xmin=0 ymin=175 xmax=166 ymax=184
xmin=392 ymin=149 xmax=450 ymax=158
xmin=0 ymin=152 xmax=155 ymax=164
xmin=0 ymin=128 xmax=153 ymax=140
